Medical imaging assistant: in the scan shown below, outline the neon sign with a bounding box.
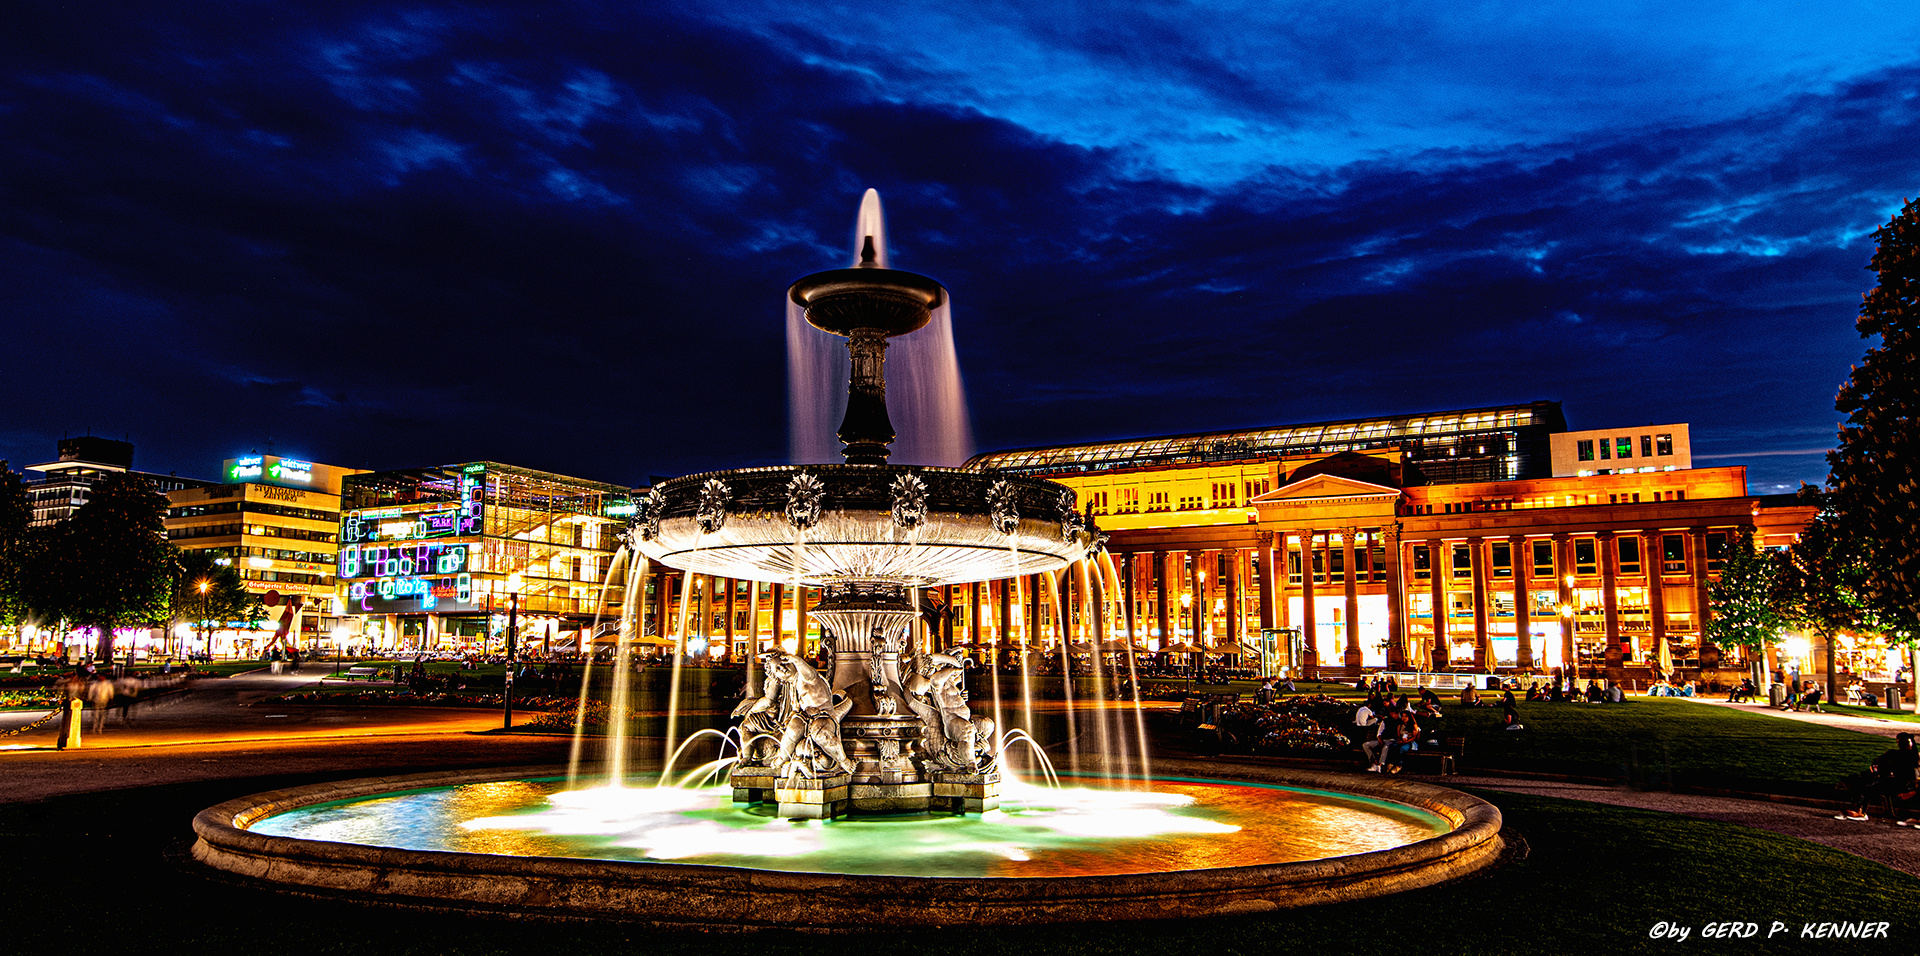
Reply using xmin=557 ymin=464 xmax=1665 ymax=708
xmin=340 ymin=543 xmax=478 ymax=613
xmin=229 ymin=456 xmax=263 ymax=481
xmin=337 ymin=542 xmax=471 ymax=580
xmin=342 ymin=505 xmax=481 ymax=544
xmin=268 ymin=459 xmax=312 ymax=483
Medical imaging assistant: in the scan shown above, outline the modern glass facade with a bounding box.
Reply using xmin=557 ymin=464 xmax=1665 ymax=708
xmin=964 ymin=401 xmax=1567 ymax=484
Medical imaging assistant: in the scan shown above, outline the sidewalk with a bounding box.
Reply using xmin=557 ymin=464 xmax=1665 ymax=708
xmin=1661 ymin=692 xmax=1916 ymax=739
xmin=0 ymin=667 xmax=503 ymax=751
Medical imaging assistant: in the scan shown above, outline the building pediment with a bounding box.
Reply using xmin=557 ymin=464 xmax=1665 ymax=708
xmin=1253 ymin=473 xmax=1402 ymax=503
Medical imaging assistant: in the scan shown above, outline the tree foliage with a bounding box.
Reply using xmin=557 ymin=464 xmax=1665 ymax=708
xmin=1704 ymin=531 xmax=1785 ymax=653
xmin=1781 ymin=489 xmax=1872 ymax=699
xmin=1829 ymin=196 xmax=1920 ymax=640
xmin=0 ymin=470 xmax=30 ymax=628
xmin=34 ymin=472 xmax=177 ymax=662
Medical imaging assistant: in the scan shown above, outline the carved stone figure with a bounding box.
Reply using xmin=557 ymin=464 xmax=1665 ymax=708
xmin=890 ymin=472 xmax=928 ymax=530
xmin=737 ymin=650 xmax=855 ymax=778
xmin=987 ymin=480 xmax=1020 ymax=535
xmin=785 ymin=472 xmax=826 ymax=530
xmin=695 ymin=478 xmax=732 ymax=534
xmin=906 ymin=650 xmax=996 ymax=772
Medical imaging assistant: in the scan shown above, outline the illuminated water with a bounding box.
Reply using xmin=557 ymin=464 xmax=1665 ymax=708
xmin=250 ymin=775 xmax=1446 ymax=878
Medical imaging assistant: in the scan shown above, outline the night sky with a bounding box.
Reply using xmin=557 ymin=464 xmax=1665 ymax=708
xmin=4 ymin=2 xmax=1916 ymax=493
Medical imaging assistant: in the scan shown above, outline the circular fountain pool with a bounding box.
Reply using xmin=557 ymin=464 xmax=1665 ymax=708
xmin=193 ymin=759 xmax=1505 ymax=929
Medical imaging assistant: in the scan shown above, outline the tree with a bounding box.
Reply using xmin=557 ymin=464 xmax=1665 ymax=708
xmin=36 ymin=472 xmax=176 ymax=664
xmin=1780 ymin=489 xmax=1872 ymax=703
xmin=0 ymin=469 xmax=31 ymax=631
xmin=1704 ymin=531 xmax=1786 ymax=687
xmin=171 ymin=549 xmax=262 ymax=654
xmin=1829 ymin=196 xmax=1920 ymax=679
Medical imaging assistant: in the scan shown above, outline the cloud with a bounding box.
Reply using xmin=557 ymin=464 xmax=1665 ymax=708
xmin=0 ymin=0 xmax=1910 ymax=494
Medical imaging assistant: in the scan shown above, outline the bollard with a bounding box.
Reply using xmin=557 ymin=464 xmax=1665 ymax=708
xmin=62 ymin=697 xmax=83 ymax=749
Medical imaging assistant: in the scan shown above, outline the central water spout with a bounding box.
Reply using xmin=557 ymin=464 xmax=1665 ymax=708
xmin=788 ymin=191 xmax=947 ymax=465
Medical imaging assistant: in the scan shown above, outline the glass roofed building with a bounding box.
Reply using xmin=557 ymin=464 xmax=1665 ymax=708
xmin=964 ymin=401 xmax=1568 ymax=485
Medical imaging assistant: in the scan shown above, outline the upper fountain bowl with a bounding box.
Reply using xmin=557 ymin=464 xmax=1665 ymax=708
xmin=789 ymin=265 xmax=946 ymax=338
xmin=628 ymin=464 xmax=1099 ymax=587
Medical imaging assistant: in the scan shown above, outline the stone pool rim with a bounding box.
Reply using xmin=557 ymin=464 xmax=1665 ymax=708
xmin=191 ymin=758 xmax=1506 ymax=930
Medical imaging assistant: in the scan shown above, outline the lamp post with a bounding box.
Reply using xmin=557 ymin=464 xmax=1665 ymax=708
xmin=196 ymin=579 xmax=210 ymax=663
xmin=504 ymin=572 xmax=523 ymax=730
xmin=1559 ymin=603 xmax=1576 ymax=685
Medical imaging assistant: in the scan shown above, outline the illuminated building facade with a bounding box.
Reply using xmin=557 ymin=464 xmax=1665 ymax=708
xmin=957 ymin=402 xmax=1817 ymax=689
xmin=26 ymin=436 xmax=213 ymax=527
xmin=166 ymin=455 xmax=368 ymax=650
xmin=336 ymin=462 xmax=632 ymax=652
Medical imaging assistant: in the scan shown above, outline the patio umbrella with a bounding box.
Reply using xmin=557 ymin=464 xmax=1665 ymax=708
xmin=1161 ymin=642 xmax=1205 ymax=654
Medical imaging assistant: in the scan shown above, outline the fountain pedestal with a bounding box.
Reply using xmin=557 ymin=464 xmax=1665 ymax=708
xmin=773 ymin=772 xmax=853 ymax=820
xmin=931 ymin=769 xmax=1001 ymax=813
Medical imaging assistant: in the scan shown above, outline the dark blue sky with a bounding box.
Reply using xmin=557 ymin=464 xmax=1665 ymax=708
xmin=4 ymin=1 xmax=1915 ymax=493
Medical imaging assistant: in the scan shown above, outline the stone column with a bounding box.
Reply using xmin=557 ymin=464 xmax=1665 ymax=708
xmin=798 ymin=584 xmax=812 ymax=654
xmin=998 ymin=578 xmax=1012 ymax=659
xmin=1385 ymin=527 xmax=1407 ymax=670
xmin=1600 ymin=532 xmax=1622 ymax=680
xmin=1122 ymin=552 xmax=1138 ymax=645
xmin=1556 ymin=534 xmax=1576 ymax=679
xmin=1646 ymin=530 xmax=1669 ymax=677
xmin=1469 ymin=537 xmax=1489 ymax=670
xmin=1428 ymin=537 xmax=1447 ymax=671
xmin=771 ymin=582 xmax=786 ymax=649
xmin=969 ymin=581 xmax=982 ymax=648
xmin=1226 ymin=547 xmax=1243 ymax=654
xmin=1341 ymin=528 xmax=1362 ymax=676
xmin=1299 ymin=531 xmax=1319 ymax=677
xmin=1188 ymin=551 xmax=1205 ymax=646
xmin=1148 ymin=551 xmax=1167 ymax=647
xmin=724 ymin=577 xmax=736 ymax=650
xmin=1255 ymin=533 xmax=1276 ymax=631
xmin=1511 ymin=536 xmax=1533 ymax=670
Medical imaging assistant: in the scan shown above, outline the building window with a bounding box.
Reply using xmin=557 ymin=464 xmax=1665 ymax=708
xmin=1616 ymin=437 xmax=1633 ymax=459
xmin=1577 ymin=439 xmax=1595 ymax=461
xmin=1641 ymin=435 xmax=1653 ymax=457
xmin=1618 ymin=536 xmax=1642 ymax=575
xmin=1707 ymin=532 xmax=1728 ymax=572
xmin=1662 ymin=534 xmax=1686 ymax=574
xmin=1531 ymin=540 xmax=1554 ymax=577
xmin=1598 ymin=440 xmax=1611 ymax=461
xmin=1412 ymin=545 xmax=1431 ymax=580
xmin=1452 ymin=545 xmax=1472 ymax=580
xmin=1656 ymin=433 xmax=1674 ymax=456
xmin=1574 ymin=538 xmax=1598 ymax=575
xmin=1490 ymin=541 xmax=1513 ymax=579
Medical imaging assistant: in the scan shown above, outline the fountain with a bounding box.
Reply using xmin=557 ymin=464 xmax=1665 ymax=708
xmin=189 ymin=192 xmax=1507 ymax=928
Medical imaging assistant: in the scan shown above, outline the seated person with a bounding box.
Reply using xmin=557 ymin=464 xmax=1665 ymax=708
xmin=1799 ymin=686 xmax=1825 ymax=713
xmin=1460 ymin=685 xmax=1482 ymax=708
xmin=1838 ymin=733 xmax=1920 ymax=821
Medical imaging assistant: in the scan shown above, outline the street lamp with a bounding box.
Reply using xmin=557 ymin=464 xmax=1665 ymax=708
xmin=504 ymin=572 xmax=523 ymax=730
xmin=196 ymin=579 xmax=210 ymax=662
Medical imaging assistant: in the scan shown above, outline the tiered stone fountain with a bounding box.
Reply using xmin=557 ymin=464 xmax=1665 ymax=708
xmin=628 ymin=226 xmax=1099 ymax=818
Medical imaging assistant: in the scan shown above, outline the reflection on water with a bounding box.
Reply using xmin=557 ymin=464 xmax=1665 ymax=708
xmin=251 ymin=776 xmax=1446 ymax=878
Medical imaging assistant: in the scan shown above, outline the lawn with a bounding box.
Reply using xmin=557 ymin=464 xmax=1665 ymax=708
xmin=1408 ymin=697 xmax=1892 ymax=796
xmin=0 ymin=775 xmax=1911 ymax=955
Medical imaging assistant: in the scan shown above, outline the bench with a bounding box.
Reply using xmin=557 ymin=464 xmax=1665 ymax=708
xmin=338 ymin=666 xmax=384 ymax=681
xmin=1405 ymin=735 xmax=1466 ymax=776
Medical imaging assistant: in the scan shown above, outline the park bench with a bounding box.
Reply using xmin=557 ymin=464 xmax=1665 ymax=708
xmin=1405 ymin=735 xmax=1466 ymax=776
xmin=338 ymin=666 xmax=384 ymax=681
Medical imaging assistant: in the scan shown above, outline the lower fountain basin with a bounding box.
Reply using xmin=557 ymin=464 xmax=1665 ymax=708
xmin=192 ymin=759 xmax=1505 ymax=929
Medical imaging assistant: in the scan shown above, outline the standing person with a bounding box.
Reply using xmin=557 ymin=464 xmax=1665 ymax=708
xmin=1837 ymin=733 xmax=1920 ymax=822
xmin=86 ymin=675 xmax=115 ymax=733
